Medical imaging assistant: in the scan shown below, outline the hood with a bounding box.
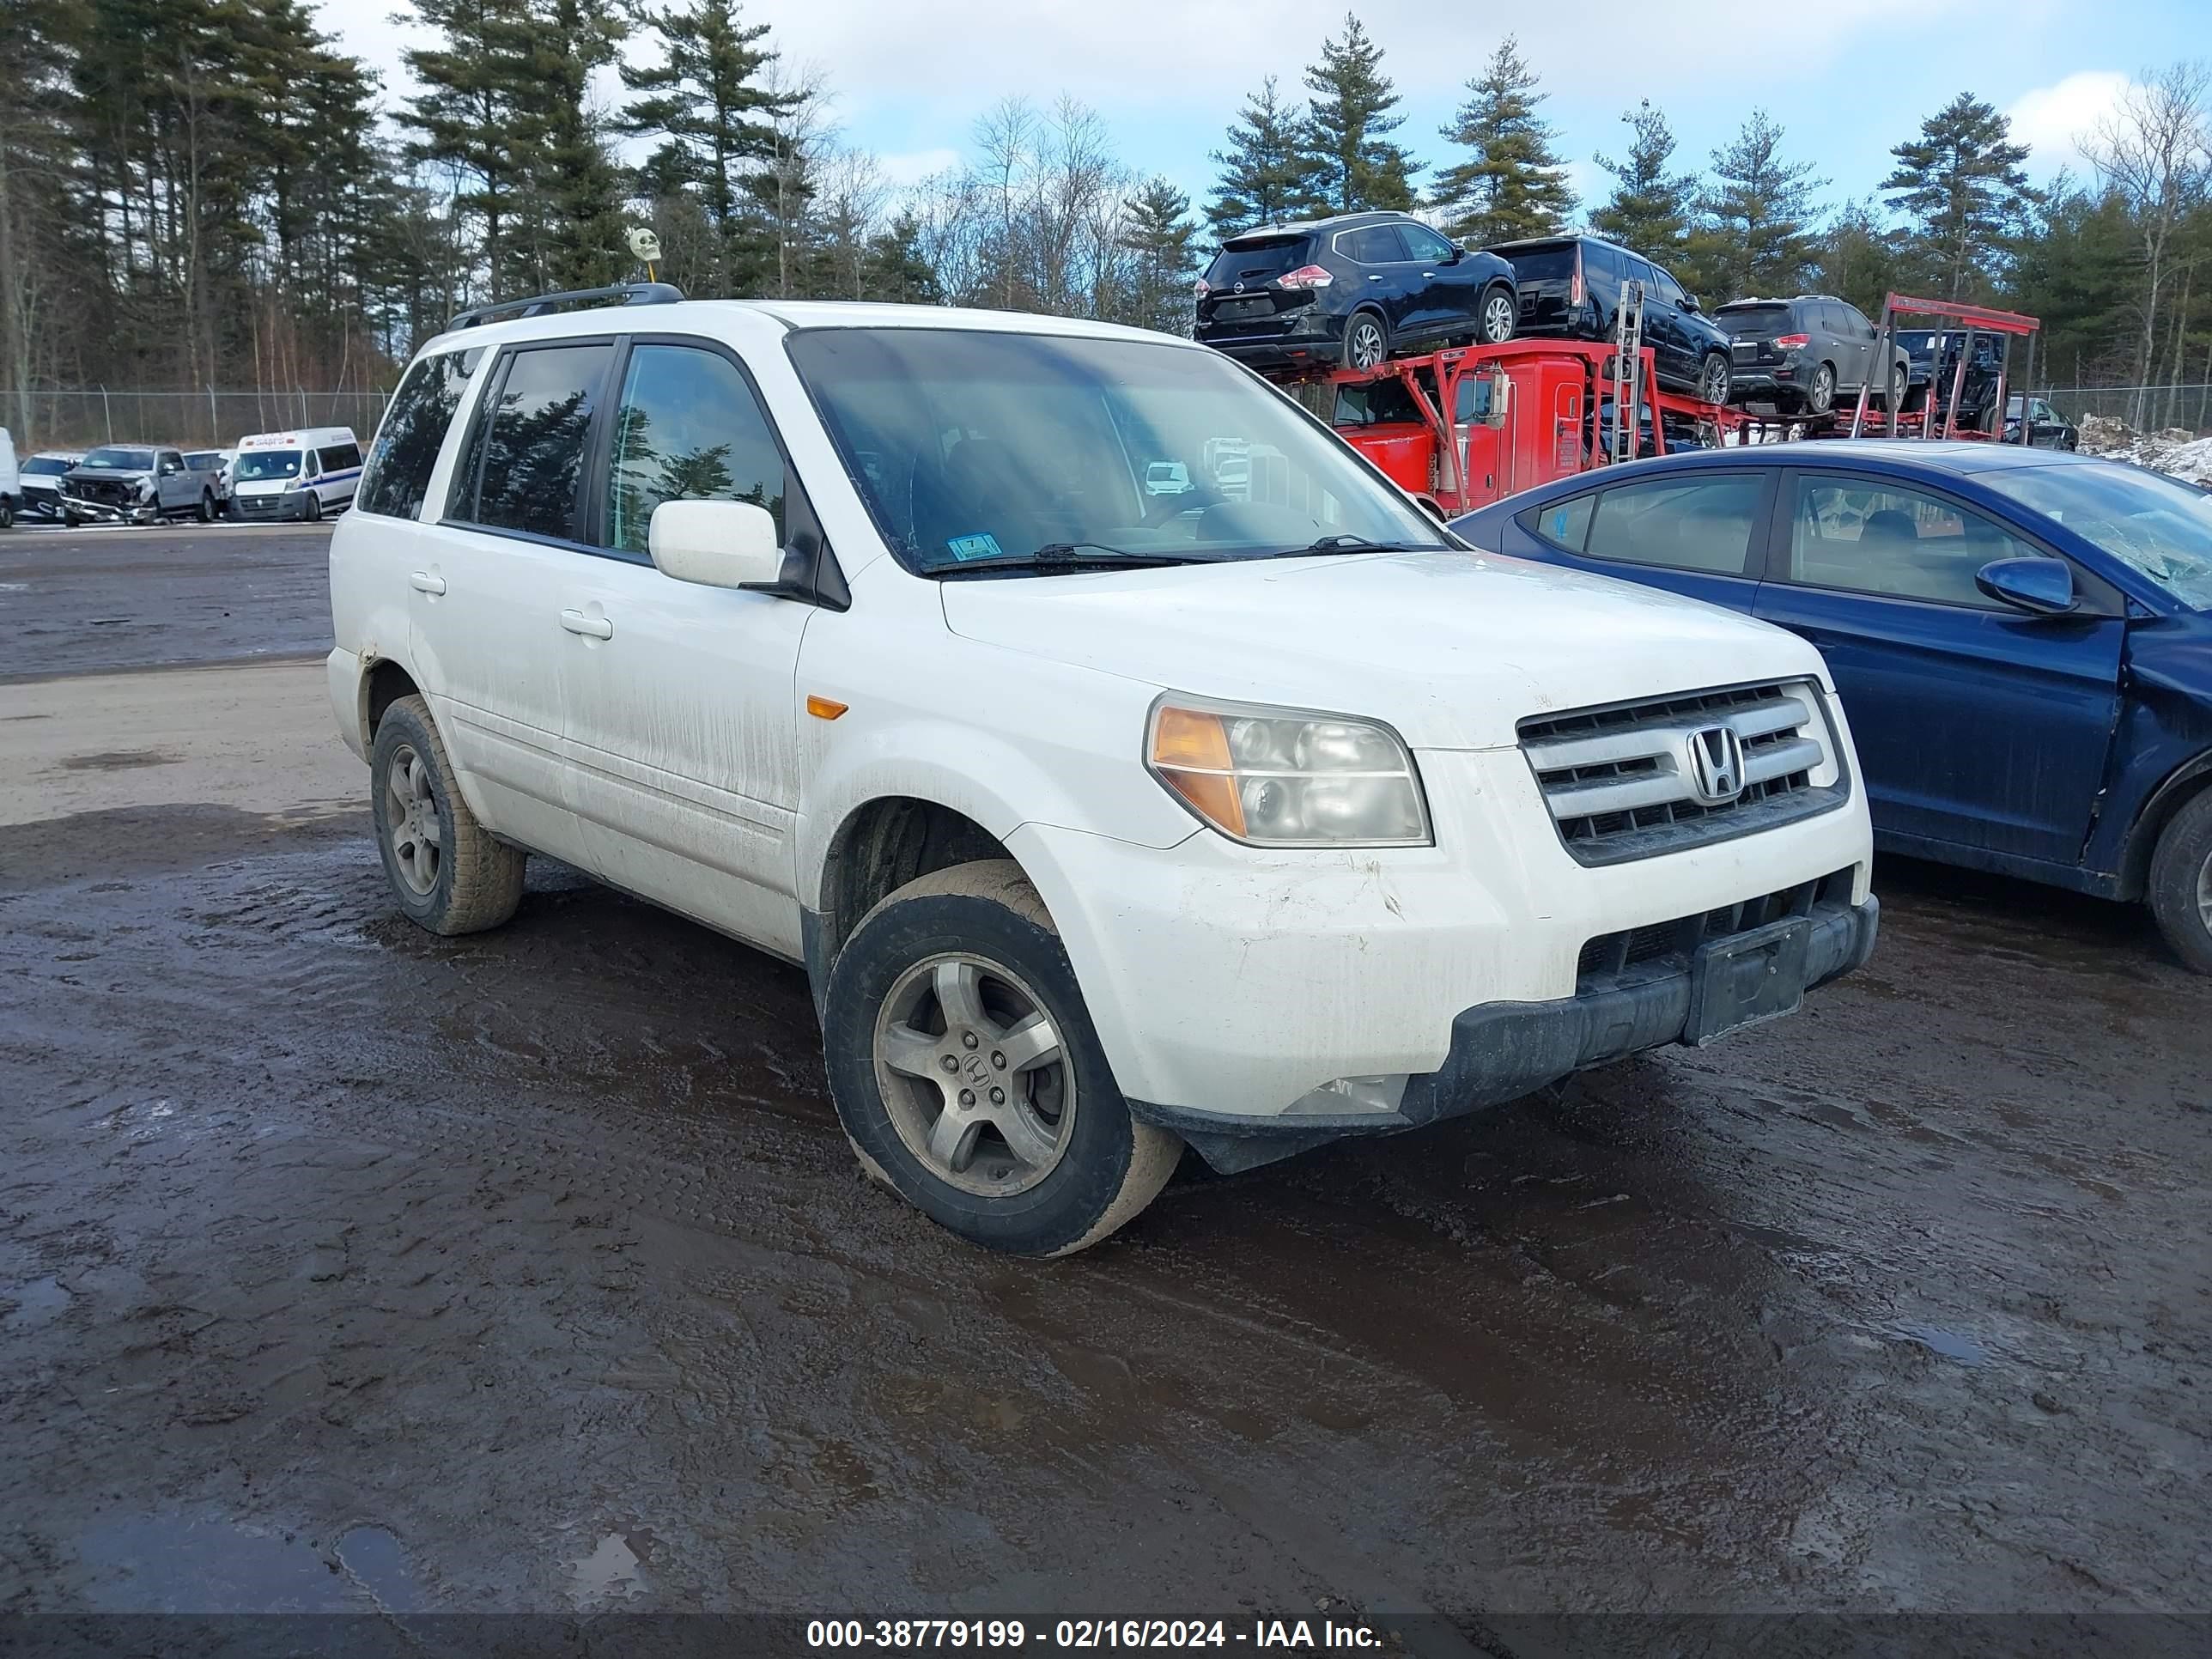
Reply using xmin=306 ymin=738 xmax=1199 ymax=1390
xmin=69 ymin=465 xmax=153 ymax=483
xmin=939 ymin=549 xmax=1829 ymax=750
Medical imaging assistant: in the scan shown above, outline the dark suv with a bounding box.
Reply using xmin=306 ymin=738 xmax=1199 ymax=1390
xmin=1717 ymin=295 xmax=1911 ymax=416
xmin=1899 ymin=330 xmax=2008 ymax=430
xmin=1194 ymin=212 xmax=1517 ymax=373
xmin=1487 ymin=234 xmax=1733 ymax=404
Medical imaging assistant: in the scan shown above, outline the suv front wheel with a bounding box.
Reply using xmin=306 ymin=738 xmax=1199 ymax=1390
xmin=1479 ymin=286 xmax=1516 ymax=345
xmin=823 ymin=861 xmax=1182 ymax=1255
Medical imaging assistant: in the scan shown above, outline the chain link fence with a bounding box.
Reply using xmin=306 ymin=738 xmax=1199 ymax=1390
xmin=0 ymin=388 xmax=393 ymax=453
xmin=2035 ymin=383 xmax=2212 ymax=433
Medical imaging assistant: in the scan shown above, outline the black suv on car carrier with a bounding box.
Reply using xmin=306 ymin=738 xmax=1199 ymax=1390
xmin=1487 ymin=233 xmax=1735 ymax=404
xmin=1194 ymin=212 xmax=1517 ymax=372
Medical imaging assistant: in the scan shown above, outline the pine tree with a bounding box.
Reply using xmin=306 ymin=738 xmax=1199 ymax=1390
xmin=1883 ymin=92 xmax=2037 ymax=301
xmin=521 ymin=0 xmax=629 ymax=293
xmin=619 ymin=0 xmax=798 ymax=295
xmin=2005 ymin=178 xmax=2138 ymax=382
xmin=1118 ymin=178 xmax=1199 ymax=334
xmin=1301 ymin=15 xmax=1420 ymax=214
xmin=1681 ymin=110 xmax=1825 ymax=302
xmin=1432 ymin=36 xmax=1572 ymax=244
xmin=400 ymin=0 xmax=539 ymax=301
xmin=1589 ymin=100 xmax=1694 ymax=258
xmin=1812 ymin=199 xmax=1908 ymax=319
xmin=860 ymin=213 xmax=940 ymax=304
xmin=1206 ymin=76 xmax=1322 ymax=235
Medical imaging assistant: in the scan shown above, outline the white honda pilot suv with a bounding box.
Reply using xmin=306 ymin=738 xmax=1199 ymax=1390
xmin=328 ymin=286 xmax=1878 ymax=1256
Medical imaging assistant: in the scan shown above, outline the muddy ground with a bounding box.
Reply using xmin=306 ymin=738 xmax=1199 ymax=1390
xmin=0 ymin=527 xmax=2207 ymax=1650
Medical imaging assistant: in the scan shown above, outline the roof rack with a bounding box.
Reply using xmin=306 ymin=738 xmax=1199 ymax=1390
xmin=447 ymin=281 xmax=686 ymax=333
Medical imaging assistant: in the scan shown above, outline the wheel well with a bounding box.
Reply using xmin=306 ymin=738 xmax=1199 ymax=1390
xmin=363 ymin=659 xmax=420 ymax=744
xmin=817 ymin=798 xmax=1012 ymax=965
xmin=2120 ymin=763 xmax=2212 ymax=900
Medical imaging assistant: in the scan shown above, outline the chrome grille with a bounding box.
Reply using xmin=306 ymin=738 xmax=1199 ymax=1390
xmin=1520 ymin=681 xmax=1845 ymax=866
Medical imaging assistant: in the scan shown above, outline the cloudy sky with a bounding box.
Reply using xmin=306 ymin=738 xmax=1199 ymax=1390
xmin=325 ymin=0 xmax=2189 ymax=222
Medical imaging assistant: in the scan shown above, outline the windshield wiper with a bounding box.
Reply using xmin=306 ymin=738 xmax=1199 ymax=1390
xmin=930 ymin=542 xmax=1221 ymax=577
xmin=1272 ymin=533 xmax=1454 ymax=557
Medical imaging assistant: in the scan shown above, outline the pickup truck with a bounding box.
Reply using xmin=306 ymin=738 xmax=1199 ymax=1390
xmin=60 ymin=444 xmax=219 ymax=526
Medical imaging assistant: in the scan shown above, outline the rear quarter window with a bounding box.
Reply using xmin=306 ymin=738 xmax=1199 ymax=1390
xmin=359 ymin=350 xmax=476 ymax=520
xmin=1518 ymin=492 xmax=1595 ymax=550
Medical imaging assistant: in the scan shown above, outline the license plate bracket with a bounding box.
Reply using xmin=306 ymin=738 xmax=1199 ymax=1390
xmin=1684 ymin=917 xmax=1811 ymax=1045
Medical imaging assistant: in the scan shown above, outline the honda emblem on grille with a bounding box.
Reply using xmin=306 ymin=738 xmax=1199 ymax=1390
xmin=1685 ymin=726 xmax=1746 ymax=805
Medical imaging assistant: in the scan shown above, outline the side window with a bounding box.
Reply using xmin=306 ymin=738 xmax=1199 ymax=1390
xmin=604 ymin=343 xmax=787 ymax=557
xmin=160 ymin=450 xmax=182 ymax=472
xmin=328 ymin=441 xmax=362 ymax=471
xmin=1651 ymin=267 xmax=1686 ymax=307
xmin=1519 ymin=492 xmax=1595 ymax=551
xmin=459 ymin=342 xmax=612 ymax=542
xmin=1582 ymin=241 xmax=1623 ymax=286
xmin=1626 ymin=258 xmax=1659 ymax=295
xmin=1785 ymin=474 xmax=2042 ymax=607
xmin=303 ymin=450 xmax=322 ymax=478
xmin=1401 ymin=224 xmax=1456 ymax=264
xmin=1583 ymin=473 xmax=1765 ymax=575
xmin=360 ymin=350 xmax=473 ymax=520
xmin=1839 ymin=305 xmax=1872 ymax=338
xmin=1346 ymin=225 xmax=1409 ymax=264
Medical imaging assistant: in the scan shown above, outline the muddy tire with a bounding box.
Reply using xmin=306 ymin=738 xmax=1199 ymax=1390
xmin=368 ymin=694 xmax=526 ymax=937
xmin=2148 ymin=789 xmax=2212 ymax=975
xmin=823 ymin=860 xmax=1182 ymax=1256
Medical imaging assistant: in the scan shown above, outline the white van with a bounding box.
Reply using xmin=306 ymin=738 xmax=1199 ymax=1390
xmin=228 ymin=427 xmax=362 ymax=522
xmin=0 ymin=427 xmax=19 ymax=528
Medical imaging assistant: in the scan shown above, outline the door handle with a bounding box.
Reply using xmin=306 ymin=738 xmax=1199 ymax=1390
xmin=409 ymin=571 xmax=446 ymax=595
xmin=1421 ymin=270 xmax=1435 ymax=278
xmin=560 ymin=608 xmax=613 ymax=640
xmin=1368 ymin=273 xmax=1383 ymax=281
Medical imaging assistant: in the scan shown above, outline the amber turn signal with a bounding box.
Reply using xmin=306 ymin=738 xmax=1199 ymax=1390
xmin=1147 ymin=705 xmax=1246 ymax=837
xmin=805 ymin=695 xmax=848 ymax=720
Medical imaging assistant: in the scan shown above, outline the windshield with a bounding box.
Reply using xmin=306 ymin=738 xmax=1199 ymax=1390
xmin=1203 ymin=237 xmax=1312 ymax=287
xmin=184 ymin=452 xmax=222 ymax=468
xmin=24 ymin=457 xmax=72 ymax=476
xmin=785 ymin=327 xmax=1449 ymax=574
xmin=234 ymin=449 xmax=302 ymax=481
xmin=1981 ymin=462 xmax=2212 ymax=608
xmin=82 ymin=447 xmax=153 ymax=471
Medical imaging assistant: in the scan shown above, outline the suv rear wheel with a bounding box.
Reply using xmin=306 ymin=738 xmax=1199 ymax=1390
xmin=368 ymin=694 xmax=527 ymax=936
xmin=1699 ymin=351 xmax=1732 ymax=405
xmin=1343 ymin=310 xmax=1389 ymax=371
xmin=1808 ymin=362 xmax=1837 ymax=416
xmin=2148 ymin=790 xmax=2212 ymax=974
xmin=823 ymin=860 xmax=1182 ymax=1255
xmin=1479 ymin=286 xmax=1516 ymax=345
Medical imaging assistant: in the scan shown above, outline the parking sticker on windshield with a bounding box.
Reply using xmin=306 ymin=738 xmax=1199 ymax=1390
xmin=945 ymin=533 xmax=1004 ymax=562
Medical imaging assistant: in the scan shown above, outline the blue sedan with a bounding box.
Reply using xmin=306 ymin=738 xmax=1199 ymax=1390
xmin=1452 ymin=441 xmax=2212 ymax=970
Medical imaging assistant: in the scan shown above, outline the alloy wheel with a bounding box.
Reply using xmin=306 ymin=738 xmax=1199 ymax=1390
xmin=2198 ymin=849 xmax=2212 ymax=933
xmin=872 ymin=954 xmax=1075 ymax=1198
xmin=384 ymin=742 xmax=443 ymax=897
xmin=1481 ymin=292 xmax=1515 ymax=343
xmin=1347 ymin=319 xmax=1386 ymax=370
xmin=1703 ymin=356 xmax=1731 ymax=404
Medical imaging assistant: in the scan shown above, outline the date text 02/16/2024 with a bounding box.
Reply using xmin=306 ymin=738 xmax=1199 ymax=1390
xmin=805 ymin=1619 xmax=1385 ymax=1649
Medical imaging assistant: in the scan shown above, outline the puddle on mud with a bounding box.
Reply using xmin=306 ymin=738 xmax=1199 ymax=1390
xmin=335 ymin=1524 xmax=431 ymax=1612
xmin=1891 ymin=1324 xmax=1990 ymax=1366
xmin=568 ymin=1531 xmax=647 ymax=1610
xmin=58 ymin=750 xmax=179 ymax=772
xmin=4 ymin=1275 xmax=72 ymax=1330
xmin=75 ymin=1516 xmax=355 ymax=1613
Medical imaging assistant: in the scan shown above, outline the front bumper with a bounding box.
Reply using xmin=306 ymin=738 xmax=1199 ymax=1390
xmin=231 ymin=490 xmax=309 ymax=521
xmin=61 ymin=495 xmax=157 ymax=524
xmin=1006 ymin=743 xmax=1875 ymax=1152
xmin=1134 ymin=895 xmax=1877 ymax=1171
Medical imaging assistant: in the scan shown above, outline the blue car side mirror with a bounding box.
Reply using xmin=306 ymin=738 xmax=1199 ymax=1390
xmin=1976 ymin=556 xmax=2079 ymax=617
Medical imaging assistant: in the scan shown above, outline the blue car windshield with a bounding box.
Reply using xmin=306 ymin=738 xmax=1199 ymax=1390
xmin=1980 ymin=463 xmax=2212 ymax=610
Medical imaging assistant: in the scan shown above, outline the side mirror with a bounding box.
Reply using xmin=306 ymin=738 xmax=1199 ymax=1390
xmin=1975 ymin=556 xmax=2079 ymax=617
xmin=649 ymin=498 xmax=784 ymax=592
xmin=1485 ymin=374 xmax=1511 ymax=428
xmin=1680 ymin=294 xmax=1702 ymax=314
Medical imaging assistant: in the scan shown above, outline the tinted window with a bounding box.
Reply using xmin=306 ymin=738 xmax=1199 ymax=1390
xmin=160 ymin=452 xmax=183 ymax=471
xmin=1625 ymin=258 xmax=1659 ymax=292
xmin=1401 ymin=225 xmax=1457 ymax=263
xmin=1521 ymin=492 xmax=1595 ymax=550
xmin=1334 ymin=379 xmax=1423 ymax=428
xmin=360 ymin=350 xmax=474 ymax=520
xmin=1650 ymin=268 xmax=1686 ymax=307
xmin=1717 ymin=304 xmax=1791 ymax=337
xmin=1502 ymin=243 xmax=1576 ymax=282
xmin=325 ymin=441 xmax=362 ymax=471
xmin=24 ymin=457 xmax=71 ymax=475
xmin=1346 ymin=225 xmax=1409 ymax=263
xmin=304 ymin=451 xmax=323 ymax=478
xmin=1584 ymin=473 xmax=1765 ymax=574
xmin=1582 ymin=241 xmax=1625 ymax=283
xmin=605 ymin=344 xmax=787 ymax=556
xmin=1787 ymin=474 xmax=2039 ymax=607
xmin=464 ymin=343 xmax=611 ymax=541
xmin=1205 ymin=237 xmax=1311 ymax=285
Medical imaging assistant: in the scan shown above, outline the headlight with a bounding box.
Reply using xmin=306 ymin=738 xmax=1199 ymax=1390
xmin=1146 ymin=696 xmax=1431 ymax=847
